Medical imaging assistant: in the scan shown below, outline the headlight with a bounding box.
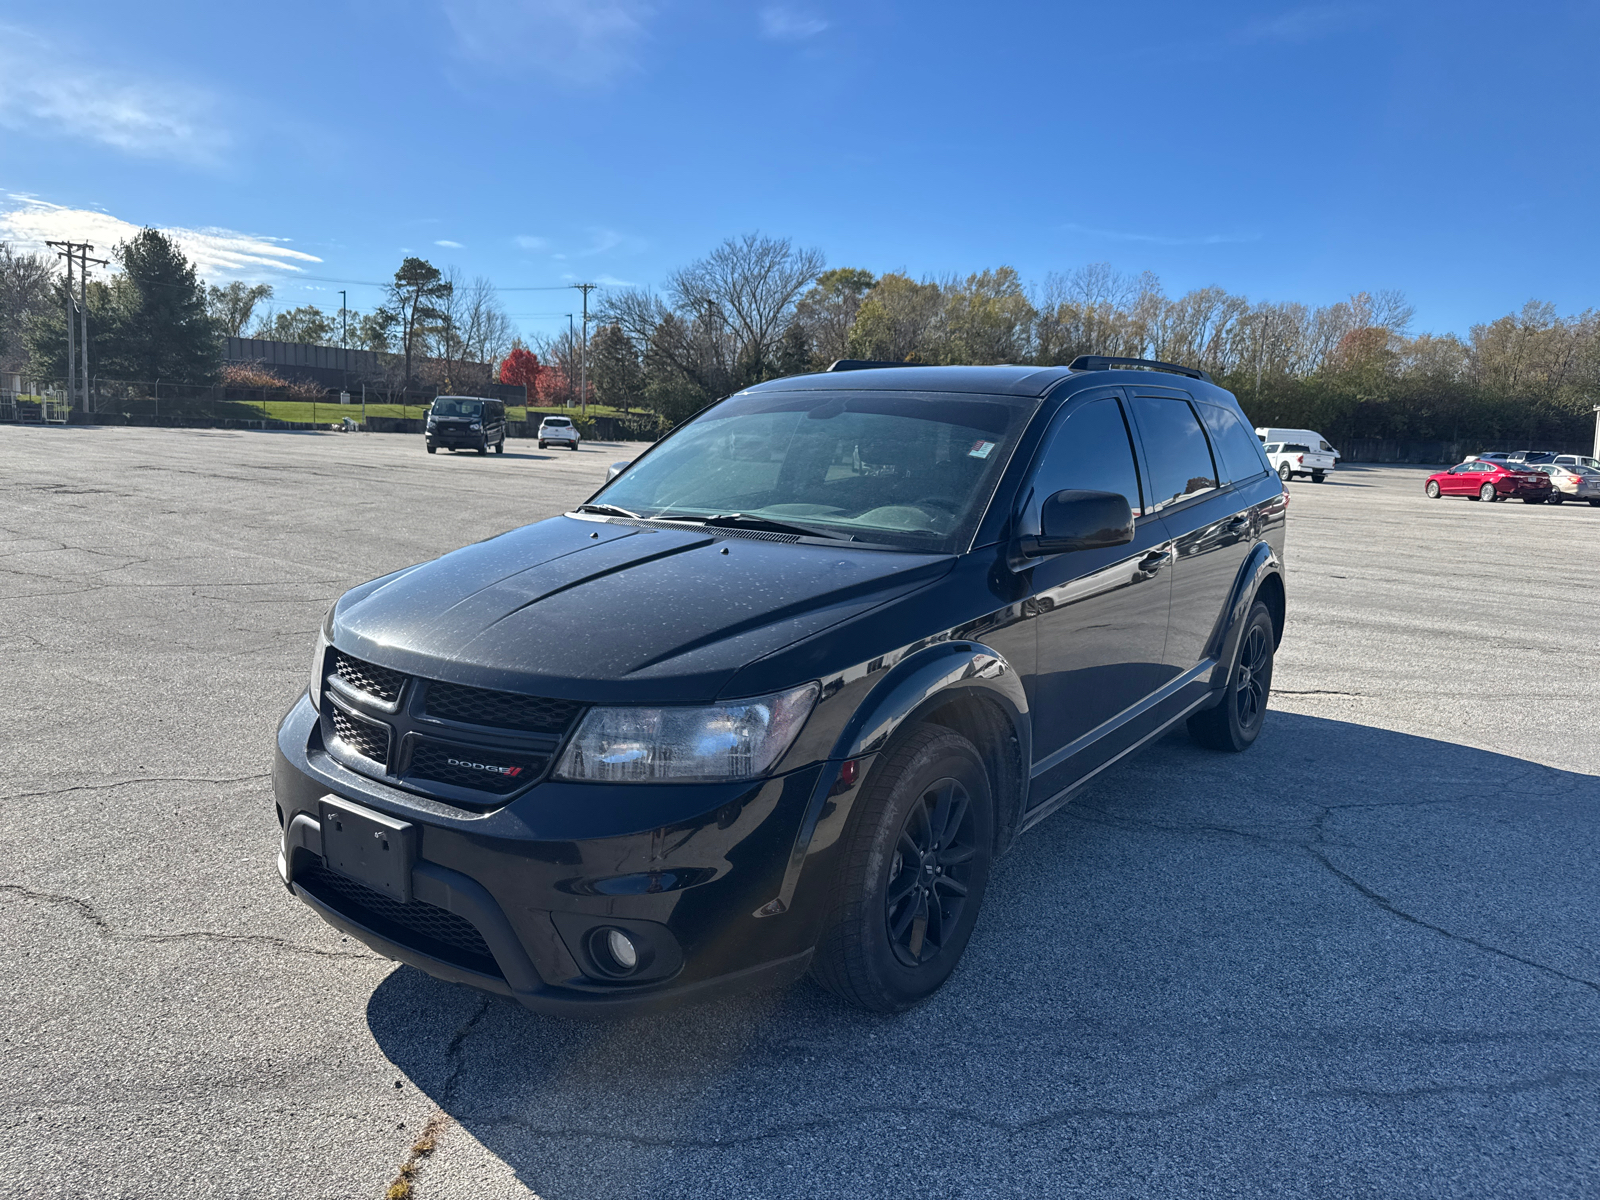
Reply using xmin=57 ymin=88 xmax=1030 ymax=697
xmin=308 ymin=605 xmax=334 ymax=709
xmin=469 ymin=422 xmax=482 ymax=431
xmin=426 ymin=418 xmax=436 ymax=428
xmin=554 ymin=683 xmax=819 ymax=782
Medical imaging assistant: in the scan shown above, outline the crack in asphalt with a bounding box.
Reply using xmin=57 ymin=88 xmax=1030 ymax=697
xmin=455 ymin=1067 xmax=1600 ymax=1151
xmin=1064 ymin=798 xmax=1600 ymax=1003
xmin=0 ymin=773 xmax=271 ymax=802
xmin=443 ymin=996 xmax=495 ymax=1105
xmin=0 ymin=882 xmax=378 ymax=960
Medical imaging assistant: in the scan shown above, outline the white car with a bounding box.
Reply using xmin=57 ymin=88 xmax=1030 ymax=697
xmin=1263 ymin=440 xmax=1336 ymax=483
xmin=1255 ymin=426 xmax=1340 ymax=461
xmin=1529 ymin=463 xmax=1600 ymax=506
xmin=1552 ymin=453 xmax=1600 ymax=472
xmin=537 ymin=416 xmax=580 ymax=450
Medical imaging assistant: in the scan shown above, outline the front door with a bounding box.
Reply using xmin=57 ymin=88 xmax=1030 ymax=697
xmin=1021 ymin=390 xmax=1175 ymax=807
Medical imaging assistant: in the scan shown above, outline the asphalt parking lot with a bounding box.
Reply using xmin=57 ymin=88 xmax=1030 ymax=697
xmin=4 ymin=426 xmax=1599 ymax=1199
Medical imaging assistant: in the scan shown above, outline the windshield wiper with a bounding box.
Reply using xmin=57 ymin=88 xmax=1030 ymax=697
xmin=655 ymin=512 xmax=854 ymax=541
xmin=574 ymin=502 xmax=642 ymax=519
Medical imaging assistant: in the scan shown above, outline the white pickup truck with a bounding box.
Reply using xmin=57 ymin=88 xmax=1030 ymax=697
xmin=1262 ymin=439 xmax=1336 ymax=482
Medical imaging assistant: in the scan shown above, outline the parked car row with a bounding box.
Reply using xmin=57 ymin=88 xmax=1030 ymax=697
xmin=421 ymin=397 xmax=585 ymax=455
xmin=1425 ymin=452 xmax=1600 ymax=505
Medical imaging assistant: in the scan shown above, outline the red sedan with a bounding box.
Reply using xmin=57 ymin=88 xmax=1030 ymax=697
xmin=1425 ymin=460 xmax=1555 ymax=503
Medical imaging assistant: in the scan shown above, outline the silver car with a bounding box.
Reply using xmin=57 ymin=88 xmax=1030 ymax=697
xmin=1530 ymin=463 xmax=1600 ymax=506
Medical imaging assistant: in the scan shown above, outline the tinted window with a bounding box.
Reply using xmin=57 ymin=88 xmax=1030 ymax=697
xmin=1131 ymin=396 xmax=1218 ymax=510
xmin=1028 ymin=397 xmax=1144 ymax=518
xmin=1198 ymin=402 xmax=1270 ymax=483
xmin=1281 ymin=443 xmax=1311 ymax=453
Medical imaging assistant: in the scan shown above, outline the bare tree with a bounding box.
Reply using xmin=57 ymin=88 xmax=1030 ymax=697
xmin=668 ymin=232 xmax=825 ymax=375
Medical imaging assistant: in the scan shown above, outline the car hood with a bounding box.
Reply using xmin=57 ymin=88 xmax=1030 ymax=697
xmin=333 ymin=516 xmax=954 ymax=704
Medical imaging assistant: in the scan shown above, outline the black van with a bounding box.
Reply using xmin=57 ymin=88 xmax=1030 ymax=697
xmin=275 ymin=357 xmax=1286 ymax=1014
xmin=426 ymin=396 xmax=507 ymax=455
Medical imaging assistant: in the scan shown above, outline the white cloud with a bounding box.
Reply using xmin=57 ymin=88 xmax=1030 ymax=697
xmin=435 ymin=239 xmax=465 ymax=248
xmin=443 ymin=0 xmax=653 ymax=85
xmin=0 ymin=195 xmax=321 ymax=280
xmin=594 ymin=274 xmax=633 ymax=287
xmin=515 ymin=235 xmax=550 ymax=250
xmin=760 ymin=6 xmax=828 ymax=40
xmin=0 ymin=25 xmax=227 ymax=164
xmin=1061 ymin=222 xmax=1260 ymax=247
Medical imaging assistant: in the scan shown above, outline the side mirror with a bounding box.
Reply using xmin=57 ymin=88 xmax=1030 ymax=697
xmin=606 ymin=461 xmax=631 ymax=482
xmin=1021 ymin=489 xmax=1134 ymax=556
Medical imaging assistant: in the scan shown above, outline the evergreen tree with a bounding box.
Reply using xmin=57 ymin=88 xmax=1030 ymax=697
xmin=110 ymin=229 xmax=219 ymax=383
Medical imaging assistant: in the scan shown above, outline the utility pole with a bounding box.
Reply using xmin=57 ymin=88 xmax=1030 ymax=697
xmin=46 ymin=240 xmax=105 ymax=412
xmin=1592 ymin=403 xmax=1599 ymax=460
xmin=571 ymin=283 xmax=597 ymax=416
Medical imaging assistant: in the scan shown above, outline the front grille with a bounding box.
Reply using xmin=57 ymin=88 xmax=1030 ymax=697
xmin=332 ymin=651 xmax=407 ymax=705
xmin=299 ymin=864 xmax=501 ymax=977
xmin=329 ymin=706 xmax=391 ymax=767
xmin=424 ymin=680 xmax=580 ymax=733
xmin=406 ymin=740 xmax=545 ymax=795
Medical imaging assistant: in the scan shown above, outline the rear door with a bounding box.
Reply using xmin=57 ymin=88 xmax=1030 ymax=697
xmin=1125 ymin=388 xmax=1253 ymax=688
xmin=1022 ymin=388 xmax=1175 ymax=805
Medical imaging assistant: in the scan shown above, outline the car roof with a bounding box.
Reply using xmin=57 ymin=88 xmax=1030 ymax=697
xmin=740 ymin=363 xmax=1235 ymax=400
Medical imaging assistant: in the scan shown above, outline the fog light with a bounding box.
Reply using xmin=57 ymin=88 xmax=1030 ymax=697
xmin=605 ymin=928 xmax=639 ymax=972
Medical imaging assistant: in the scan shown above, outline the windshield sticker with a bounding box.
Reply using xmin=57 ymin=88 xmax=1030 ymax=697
xmin=968 ymin=440 xmax=996 ymax=459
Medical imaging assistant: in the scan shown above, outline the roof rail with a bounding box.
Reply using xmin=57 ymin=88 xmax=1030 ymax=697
xmin=1067 ymin=355 xmax=1212 ymax=384
xmin=825 ymin=359 xmax=927 ymax=372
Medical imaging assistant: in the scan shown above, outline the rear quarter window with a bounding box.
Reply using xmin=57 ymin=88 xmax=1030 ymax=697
xmin=1197 ymin=402 xmax=1271 ymax=484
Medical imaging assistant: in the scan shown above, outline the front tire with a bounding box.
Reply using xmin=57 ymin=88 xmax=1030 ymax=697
xmin=426 ymin=446 xmax=436 ymax=454
xmin=1425 ymin=480 xmax=1441 ymax=499
xmin=1188 ymin=601 xmax=1275 ymax=752
xmin=812 ymin=724 xmax=994 ymax=1013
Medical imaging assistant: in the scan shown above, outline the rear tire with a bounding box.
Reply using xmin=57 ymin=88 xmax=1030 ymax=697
xmin=1312 ymin=471 xmax=1326 ymax=483
xmin=1479 ymin=483 xmax=1497 ymax=502
xmin=1524 ymin=496 xmax=1545 ymax=504
xmin=1547 ymin=492 xmax=1563 ymax=505
xmin=811 ymin=724 xmax=994 ymax=1013
xmin=538 ymin=440 xmax=546 ymax=448
xmin=494 ymin=440 xmax=504 ymax=454
xmin=1425 ymin=480 xmax=1441 ymax=499
xmin=1188 ymin=601 xmax=1275 ymax=753
xmin=1278 ymin=463 xmax=1292 ymax=481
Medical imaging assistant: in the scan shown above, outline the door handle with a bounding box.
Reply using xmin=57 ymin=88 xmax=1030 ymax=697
xmin=1226 ymin=515 xmax=1249 ymax=531
xmin=1136 ymin=550 xmax=1169 ymax=577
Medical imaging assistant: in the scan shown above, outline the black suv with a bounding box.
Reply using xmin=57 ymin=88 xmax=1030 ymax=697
xmin=274 ymin=357 xmax=1286 ymax=1014
xmin=426 ymin=396 xmax=507 ymax=455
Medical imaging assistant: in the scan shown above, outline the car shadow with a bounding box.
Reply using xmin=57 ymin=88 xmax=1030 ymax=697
xmin=366 ymin=712 xmax=1600 ymax=1198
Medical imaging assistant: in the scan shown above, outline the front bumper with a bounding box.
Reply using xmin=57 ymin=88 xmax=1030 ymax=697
xmin=426 ymin=431 xmax=487 ymax=449
xmin=273 ymin=694 xmax=835 ymax=1015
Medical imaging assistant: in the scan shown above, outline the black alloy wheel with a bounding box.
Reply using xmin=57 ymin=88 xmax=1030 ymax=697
xmin=884 ymin=775 xmax=978 ymax=968
xmin=1425 ymin=480 xmax=1441 ymax=499
xmin=812 ymin=723 xmax=994 ymax=1013
xmin=1188 ymin=600 xmax=1275 ymax=752
xmin=1479 ymin=482 xmax=1497 ymax=502
xmin=1548 ymin=491 xmax=1563 ymax=505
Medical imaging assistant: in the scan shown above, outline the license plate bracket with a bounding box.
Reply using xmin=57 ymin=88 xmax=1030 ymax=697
xmin=319 ymin=796 xmax=416 ymax=903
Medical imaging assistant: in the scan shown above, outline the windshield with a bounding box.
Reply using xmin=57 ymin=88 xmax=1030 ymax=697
xmin=590 ymin=389 xmax=1037 ymax=551
xmin=432 ymin=399 xmax=483 ymax=418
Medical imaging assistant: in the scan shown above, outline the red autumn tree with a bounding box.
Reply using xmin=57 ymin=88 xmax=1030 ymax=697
xmin=498 ymin=346 xmax=542 ymax=393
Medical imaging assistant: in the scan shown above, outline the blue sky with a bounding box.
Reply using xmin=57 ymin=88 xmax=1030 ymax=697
xmin=2 ymin=0 xmax=1596 ymax=342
